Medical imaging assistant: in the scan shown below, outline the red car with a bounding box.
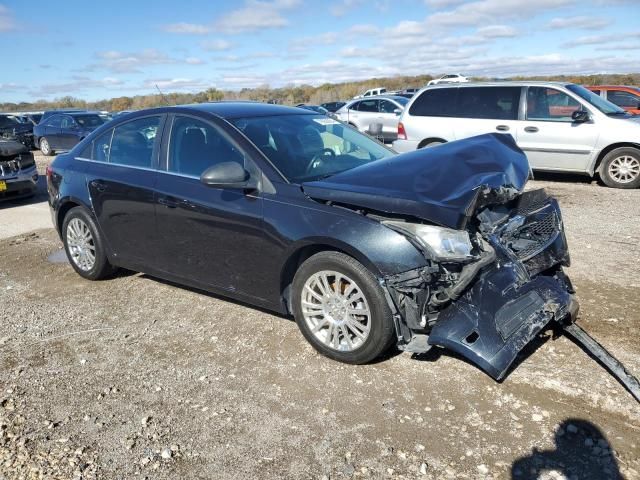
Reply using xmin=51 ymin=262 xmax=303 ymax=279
xmin=587 ymin=85 xmax=640 ymax=115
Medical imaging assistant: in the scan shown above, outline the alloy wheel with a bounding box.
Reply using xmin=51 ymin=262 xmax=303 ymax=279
xmin=40 ymin=138 xmax=50 ymax=155
xmin=301 ymin=270 xmax=371 ymax=352
xmin=66 ymin=218 xmax=96 ymax=271
xmin=608 ymin=155 xmax=640 ymax=184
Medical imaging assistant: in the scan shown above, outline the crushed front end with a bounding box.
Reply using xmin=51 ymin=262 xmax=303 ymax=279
xmin=384 ymin=188 xmax=578 ymax=380
xmin=0 ymin=139 xmax=38 ymax=200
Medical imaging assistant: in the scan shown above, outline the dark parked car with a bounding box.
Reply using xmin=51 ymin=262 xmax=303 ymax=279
xmin=320 ymin=101 xmax=346 ymax=112
xmin=40 ymin=109 xmax=86 ymax=123
xmin=46 ymin=102 xmax=584 ymax=382
xmin=34 ymin=112 xmax=105 ymax=156
xmin=0 ymin=114 xmax=35 ymax=149
xmin=1 ymin=138 xmax=38 ymax=200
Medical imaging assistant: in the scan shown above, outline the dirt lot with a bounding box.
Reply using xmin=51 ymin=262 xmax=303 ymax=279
xmin=1 ymin=156 xmax=639 ymax=479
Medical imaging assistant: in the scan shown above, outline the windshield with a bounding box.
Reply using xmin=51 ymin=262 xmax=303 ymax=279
xmin=73 ymin=115 xmax=105 ymax=128
xmin=566 ymin=84 xmax=627 ymax=115
xmin=232 ymin=114 xmax=394 ymax=183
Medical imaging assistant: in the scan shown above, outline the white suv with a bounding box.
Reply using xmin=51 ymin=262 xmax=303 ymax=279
xmin=427 ymin=74 xmax=468 ymax=86
xmin=393 ymin=82 xmax=640 ymax=188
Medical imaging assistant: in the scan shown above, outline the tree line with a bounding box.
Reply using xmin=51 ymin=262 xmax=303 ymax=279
xmin=2 ymin=73 xmax=638 ymax=113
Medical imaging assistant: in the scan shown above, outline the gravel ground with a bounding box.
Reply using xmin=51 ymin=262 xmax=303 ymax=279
xmin=0 ymin=155 xmax=639 ymax=479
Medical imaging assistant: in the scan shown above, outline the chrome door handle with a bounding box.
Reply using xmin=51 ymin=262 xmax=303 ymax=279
xmin=524 ymin=126 xmax=539 ymax=133
xmin=496 ymin=125 xmax=510 ymax=131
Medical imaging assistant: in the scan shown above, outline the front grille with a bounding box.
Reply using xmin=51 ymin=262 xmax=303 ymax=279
xmin=503 ymin=211 xmax=560 ymax=261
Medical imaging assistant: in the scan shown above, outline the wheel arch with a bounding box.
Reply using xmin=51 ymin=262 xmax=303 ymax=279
xmin=56 ymin=197 xmax=92 ymax=236
xmin=418 ymin=137 xmax=447 ymax=149
xmin=279 ymin=239 xmax=383 ymax=314
xmin=593 ymin=142 xmax=640 ymax=175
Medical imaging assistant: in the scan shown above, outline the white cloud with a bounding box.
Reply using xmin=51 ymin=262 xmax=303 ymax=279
xmin=425 ymin=0 xmax=574 ymax=28
xmin=29 ymin=76 xmax=125 ymax=97
xmin=90 ymin=49 xmax=202 ymax=73
xmin=547 ymin=15 xmax=612 ymax=30
xmin=476 ymin=25 xmax=518 ymax=38
xmin=161 ymin=22 xmax=211 ymax=34
xmin=185 ymin=57 xmax=205 ymax=65
xmin=214 ymin=0 xmax=300 ymax=34
xmin=143 ymin=78 xmax=210 ymax=90
xmin=562 ymin=32 xmax=639 ymax=47
xmin=201 ymin=39 xmax=233 ymax=51
xmin=330 ymin=0 xmax=363 ymax=16
xmin=0 ymin=4 xmax=15 ymax=32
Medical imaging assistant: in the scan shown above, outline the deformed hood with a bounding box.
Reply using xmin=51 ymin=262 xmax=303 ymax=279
xmin=302 ymin=133 xmax=530 ymax=229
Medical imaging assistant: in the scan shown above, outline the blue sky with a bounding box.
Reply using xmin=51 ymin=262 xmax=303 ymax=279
xmin=1 ymin=0 xmax=639 ymax=103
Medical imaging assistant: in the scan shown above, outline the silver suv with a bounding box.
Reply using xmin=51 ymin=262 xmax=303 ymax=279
xmin=393 ymin=81 xmax=640 ymax=188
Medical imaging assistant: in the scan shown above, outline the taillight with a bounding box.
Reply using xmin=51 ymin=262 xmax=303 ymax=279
xmin=397 ymin=122 xmax=407 ymax=140
xmin=46 ymin=165 xmax=53 ymax=179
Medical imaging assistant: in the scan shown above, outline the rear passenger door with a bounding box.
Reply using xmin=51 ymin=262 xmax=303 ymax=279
xmin=83 ymin=115 xmax=165 ymax=265
xmin=453 ymin=86 xmax=522 ymax=141
xmin=42 ymin=115 xmax=63 ymax=149
xmin=154 ymin=114 xmax=267 ymax=298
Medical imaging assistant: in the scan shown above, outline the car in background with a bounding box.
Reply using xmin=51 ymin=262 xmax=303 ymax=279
xmin=320 ymin=101 xmax=346 ymax=113
xmin=40 ymin=109 xmax=87 ymax=123
xmin=34 ymin=112 xmax=105 ymax=156
xmin=0 ymin=137 xmax=38 ymax=200
xmin=296 ymin=104 xmax=338 ymax=120
xmin=47 ymin=102 xmax=579 ymax=384
xmin=393 ymin=82 xmax=640 ymax=189
xmin=587 ymin=86 xmax=640 ymax=115
xmin=335 ymin=95 xmax=409 ymax=143
xmin=24 ymin=113 xmax=43 ymax=125
xmin=427 ymin=74 xmax=468 ymax=86
xmin=353 ymin=87 xmax=387 ymax=99
xmin=0 ymin=114 xmax=35 ymax=149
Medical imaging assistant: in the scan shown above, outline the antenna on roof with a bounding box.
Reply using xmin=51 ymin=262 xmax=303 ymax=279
xmin=155 ymin=84 xmax=170 ymax=106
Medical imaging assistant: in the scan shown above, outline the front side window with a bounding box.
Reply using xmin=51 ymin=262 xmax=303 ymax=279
xmin=526 ymin=87 xmax=581 ymax=122
xmin=607 ymin=90 xmax=640 ymax=109
xmin=380 ymin=100 xmax=399 ymax=114
xmin=349 ymin=101 xmax=360 ymax=111
xmin=457 ymin=87 xmax=521 ymax=120
xmin=232 ymin=114 xmax=393 ymax=183
xmin=168 ymin=116 xmax=245 ymax=178
xmin=109 ymin=116 xmax=160 ymax=168
xmin=409 ymin=88 xmax=458 ymax=117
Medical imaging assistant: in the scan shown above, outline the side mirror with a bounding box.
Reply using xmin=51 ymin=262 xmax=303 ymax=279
xmin=571 ymin=110 xmax=590 ymax=123
xmin=393 ymin=108 xmax=402 ymax=116
xmin=200 ymin=162 xmax=250 ymax=189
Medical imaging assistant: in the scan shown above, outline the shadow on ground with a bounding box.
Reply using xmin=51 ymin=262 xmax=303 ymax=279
xmin=511 ymin=418 xmax=623 ymax=479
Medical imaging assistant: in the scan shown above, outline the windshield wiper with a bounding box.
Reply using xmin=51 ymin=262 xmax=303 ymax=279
xmin=607 ymin=111 xmax=629 ymax=116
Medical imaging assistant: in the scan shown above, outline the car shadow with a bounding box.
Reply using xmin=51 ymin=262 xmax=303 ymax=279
xmin=0 ymin=175 xmax=48 ymax=209
xmin=531 ymin=171 xmax=597 ymax=185
xmin=511 ymin=418 xmax=623 ymax=479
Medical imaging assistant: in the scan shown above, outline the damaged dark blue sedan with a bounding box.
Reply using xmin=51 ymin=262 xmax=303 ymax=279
xmin=47 ymin=103 xmax=608 ymax=387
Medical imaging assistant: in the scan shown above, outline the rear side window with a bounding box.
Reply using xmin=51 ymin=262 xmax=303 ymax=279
xmin=109 ymin=116 xmax=161 ymax=168
xmin=380 ymin=100 xmax=398 ymax=113
xmin=168 ymin=116 xmax=245 ymax=178
xmin=409 ymin=88 xmax=457 ymax=117
xmin=456 ymin=87 xmax=521 ymax=120
xmin=590 ymin=89 xmax=601 ymax=96
xmin=46 ymin=115 xmax=63 ymax=127
xmin=78 ymin=129 xmax=113 ymax=161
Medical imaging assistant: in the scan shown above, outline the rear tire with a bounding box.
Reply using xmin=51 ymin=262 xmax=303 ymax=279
xmin=40 ymin=137 xmax=54 ymax=156
xmin=419 ymin=139 xmax=445 ymax=149
xmin=291 ymin=252 xmax=395 ymax=364
xmin=62 ymin=207 xmax=117 ymax=280
xmin=599 ymin=147 xmax=640 ymax=189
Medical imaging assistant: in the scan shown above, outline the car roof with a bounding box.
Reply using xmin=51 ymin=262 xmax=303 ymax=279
xmin=349 ymin=95 xmax=407 ymax=102
xmin=179 ymin=102 xmax=316 ymax=119
xmin=423 ymin=80 xmax=572 ymax=89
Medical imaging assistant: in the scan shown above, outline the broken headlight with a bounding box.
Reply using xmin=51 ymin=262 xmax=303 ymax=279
xmin=383 ymin=221 xmax=473 ymax=261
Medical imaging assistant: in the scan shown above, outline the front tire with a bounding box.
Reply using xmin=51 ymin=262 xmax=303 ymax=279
xmin=291 ymin=252 xmax=395 ymax=364
xmin=40 ymin=137 xmax=54 ymax=156
xmin=62 ymin=207 xmax=117 ymax=280
xmin=599 ymin=147 xmax=640 ymax=189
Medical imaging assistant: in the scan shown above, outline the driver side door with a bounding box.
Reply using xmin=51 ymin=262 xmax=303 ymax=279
xmin=154 ymin=114 xmax=269 ymax=300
